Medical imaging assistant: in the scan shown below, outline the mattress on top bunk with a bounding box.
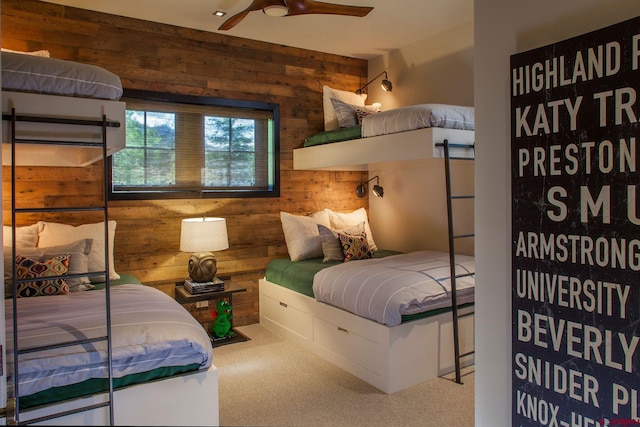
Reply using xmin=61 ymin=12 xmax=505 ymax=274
xmin=304 ymin=103 xmax=474 ymax=147
xmin=5 ymin=283 xmax=213 ymax=408
xmin=1 ymin=51 xmax=123 ymax=101
xmin=361 ymin=103 xmax=474 ymax=137
xmin=265 ymin=250 xmax=474 ymax=326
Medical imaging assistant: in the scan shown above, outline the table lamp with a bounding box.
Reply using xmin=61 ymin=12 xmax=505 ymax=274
xmin=180 ymin=217 xmax=229 ymax=283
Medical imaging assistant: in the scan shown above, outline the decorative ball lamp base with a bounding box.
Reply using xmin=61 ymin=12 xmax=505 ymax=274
xmin=188 ymin=252 xmax=217 ymax=283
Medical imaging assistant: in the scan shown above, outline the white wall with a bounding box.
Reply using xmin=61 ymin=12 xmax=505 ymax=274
xmin=474 ymin=1 xmax=640 ymax=425
xmin=366 ymin=21 xmax=475 ymax=255
xmin=367 ymin=20 xmax=474 ymax=110
xmin=369 ymin=159 xmax=474 ymax=255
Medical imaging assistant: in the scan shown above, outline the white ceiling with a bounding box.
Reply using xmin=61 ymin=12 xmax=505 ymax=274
xmin=40 ymin=0 xmax=473 ymax=59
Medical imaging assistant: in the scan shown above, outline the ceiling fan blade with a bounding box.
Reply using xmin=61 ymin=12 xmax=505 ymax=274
xmin=219 ymin=10 xmax=251 ymax=30
xmin=287 ymin=0 xmax=374 ymax=17
xmin=218 ymin=0 xmax=286 ymax=30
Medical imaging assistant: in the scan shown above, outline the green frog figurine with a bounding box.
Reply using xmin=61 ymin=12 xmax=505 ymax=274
xmin=212 ymin=298 xmax=233 ymax=338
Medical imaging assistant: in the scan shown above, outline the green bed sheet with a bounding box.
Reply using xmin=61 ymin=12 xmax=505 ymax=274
xmin=91 ymin=273 xmax=142 ymax=290
xmin=303 ymin=125 xmax=362 ymax=147
xmin=265 ymin=250 xmax=398 ymax=297
xmin=21 ymin=364 xmax=201 ymax=409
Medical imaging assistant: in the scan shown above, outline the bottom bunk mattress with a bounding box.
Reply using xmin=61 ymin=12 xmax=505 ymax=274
xmin=5 ymin=283 xmax=213 ymax=408
xmin=265 ymin=250 xmax=474 ymax=326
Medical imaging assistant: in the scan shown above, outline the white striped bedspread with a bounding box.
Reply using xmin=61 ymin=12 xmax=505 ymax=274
xmin=361 ymin=103 xmax=475 ymax=138
xmin=312 ymin=251 xmax=475 ymax=327
xmin=5 ymin=284 xmax=213 ymax=398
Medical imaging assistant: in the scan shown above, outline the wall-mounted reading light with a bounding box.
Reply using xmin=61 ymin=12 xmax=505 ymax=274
xmin=356 ymin=175 xmax=384 ymax=198
xmin=356 ymin=71 xmax=393 ymax=94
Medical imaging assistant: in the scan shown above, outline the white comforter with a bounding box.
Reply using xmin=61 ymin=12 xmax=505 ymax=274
xmin=361 ymin=103 xmax=475 ymax=138
xmin=312 ymin=251 xmax=475 ymax=327
xmin=6 ymin=284 xmax=213 ymax=397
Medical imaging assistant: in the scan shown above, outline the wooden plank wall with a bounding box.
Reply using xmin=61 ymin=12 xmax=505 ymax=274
xmin=1 ymin=0 xmax=369 ymax=326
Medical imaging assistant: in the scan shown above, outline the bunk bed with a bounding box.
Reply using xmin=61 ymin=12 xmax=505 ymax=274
xmin=1 ymin=51 xmax=218 ymax=425
xmin=259 ymin=88 xmax=476 ymax=393
xmin=294 ymin=100 xmax=475 ymax=170
xmin=1 ymin=50 xmax=126 ymax=166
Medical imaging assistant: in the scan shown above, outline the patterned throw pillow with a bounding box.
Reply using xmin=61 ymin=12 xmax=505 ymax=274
xmin=338 ymin=232 xmax=372 ymax=262
xmin=355 ymin=108 xmax=372 ymax=124
xmin=16 ymin=254 xmax=71 ymax=297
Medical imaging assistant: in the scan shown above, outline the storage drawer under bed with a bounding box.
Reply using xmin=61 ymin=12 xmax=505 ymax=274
xmin=259 ymin=279 xmax=313 ymax=343
xmin=313 ymin=316 xmax=384 ymax=375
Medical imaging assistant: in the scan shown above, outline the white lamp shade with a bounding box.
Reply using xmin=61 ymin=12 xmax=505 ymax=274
xmin=180 ymin=217 xmax=229 ymax=253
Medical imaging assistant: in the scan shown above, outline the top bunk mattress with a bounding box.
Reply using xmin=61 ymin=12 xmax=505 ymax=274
xmin=304 ymin=103 xmax=474 ymax=147
xmin=361 ymin=103 xmax=474 ymax=137
xmin=1 ymin=51 xmax=123 ymax=101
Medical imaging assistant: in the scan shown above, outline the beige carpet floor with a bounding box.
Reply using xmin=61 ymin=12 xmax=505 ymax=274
xmin=214 ymin=324 xmax=475 ymax=427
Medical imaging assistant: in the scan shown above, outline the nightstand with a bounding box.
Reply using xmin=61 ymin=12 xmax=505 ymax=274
xmin=175 ymin=279 xmax=248 ymax=347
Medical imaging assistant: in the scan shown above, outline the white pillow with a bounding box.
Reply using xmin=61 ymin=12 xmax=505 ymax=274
xmin=325 ymin=208 xmax=377 ymax=252
xmin=37 ymin=221 xmax=119 ymax=283
xmin=280 ymin=211 xmax=331 ymax=261
xmin=323 ymin=85 xmax=367 ymax=131
xmin=3 ymin=224 xmax=40 ymax=248
xmin=5 ymin=239 xmax=94 ymax=292
xmin=1 ymin=48 xmax=50 ymax=57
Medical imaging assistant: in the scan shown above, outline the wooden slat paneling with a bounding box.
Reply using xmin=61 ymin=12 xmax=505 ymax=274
xmin=1 ymin=0 xmax=369 ymax=326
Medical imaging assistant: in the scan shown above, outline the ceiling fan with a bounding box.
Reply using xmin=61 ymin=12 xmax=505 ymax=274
xmin=218 ymin=0 xmax=374 ymax=31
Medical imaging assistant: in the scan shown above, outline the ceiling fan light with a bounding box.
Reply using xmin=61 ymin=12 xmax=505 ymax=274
xmin=263 ymin=5 xmax=289 ymax=17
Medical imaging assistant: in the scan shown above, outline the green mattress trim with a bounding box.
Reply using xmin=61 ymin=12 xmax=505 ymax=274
xmin=304 ymin=125 xmax=362 ymax=147
xmin=400 ymin=303 xmax=474 ymax=322
xmin=91 ymin=273 xmax=142 ymax=290
xmin=19 ymin=363 xmax=202 ymax=410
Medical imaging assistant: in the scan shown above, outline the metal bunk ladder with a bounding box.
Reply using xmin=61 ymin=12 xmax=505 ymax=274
xmin=5 ymin=109 xmax=119 ymax=425
xmin=438 ymin=138 xmax=475 ymax=384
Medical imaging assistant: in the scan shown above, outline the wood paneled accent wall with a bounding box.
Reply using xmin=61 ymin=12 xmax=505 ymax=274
xmin=1 ymin=0 xmax=369 ymax=326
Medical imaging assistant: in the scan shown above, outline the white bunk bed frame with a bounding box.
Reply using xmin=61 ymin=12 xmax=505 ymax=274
xmin=293 ymin=127 xmax=475 ymax=171
xmin=1 ymin=90 xmax=125 ymax=167
xmin=1 ymin=90 xmax=219 ymax=426
xmin=261 ymin=126 xmax=475 ymax=394
xmin=260 ymin=278 xmax=474 ymax=394
xmin=18 ymin=366 xmax=219 ymax=426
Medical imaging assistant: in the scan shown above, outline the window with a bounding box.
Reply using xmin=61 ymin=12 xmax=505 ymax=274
xmin=109 ymin=90 xmax=279 ymax=200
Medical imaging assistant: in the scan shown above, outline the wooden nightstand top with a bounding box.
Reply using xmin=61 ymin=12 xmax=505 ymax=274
xmin=175 ymin=280 xmax=246 ymax=304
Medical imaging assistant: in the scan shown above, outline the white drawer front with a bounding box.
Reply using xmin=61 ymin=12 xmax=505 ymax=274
xmin=313 ymin=316 xmax=384 ymax=375
xmin=262 ymin=293 xmax=312 ymax=341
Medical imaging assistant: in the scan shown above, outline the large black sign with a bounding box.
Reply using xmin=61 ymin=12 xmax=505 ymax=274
xmin=511 ymin=16 xmax=640 ymax=426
